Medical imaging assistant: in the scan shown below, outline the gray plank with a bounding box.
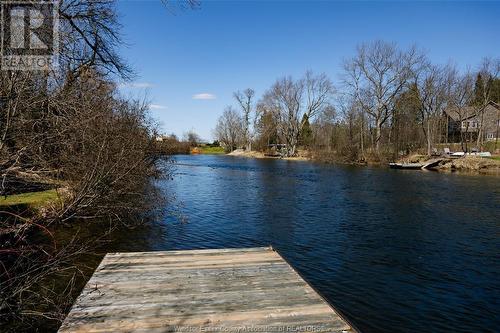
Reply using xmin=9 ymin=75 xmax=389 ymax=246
xmin=59 ymin=247 xmax=354 ymax=333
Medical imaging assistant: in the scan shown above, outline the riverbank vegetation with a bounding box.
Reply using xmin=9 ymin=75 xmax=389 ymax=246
xmin=195 ymin=145 xmax=225 ymax=154
xmin=0 ymin=53 xmax=160 ymax=332
xmin=214 ymin=41 xmax=500 ymax=168
xmin=154 ymin=134 xmax=192 ymax=154
xmin=154 ymin=133 xmax=224 ymax=154
xmin=0 ymin=0 xmax=199 ymax=330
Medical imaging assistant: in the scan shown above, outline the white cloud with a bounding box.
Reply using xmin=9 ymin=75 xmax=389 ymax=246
xmin=149 ymin=104 xmax=167 ymax=110
xmin=192 ymin=93 xmax=216 ymax=100
xmin=121 ymin=82 xmax=154 ymax=89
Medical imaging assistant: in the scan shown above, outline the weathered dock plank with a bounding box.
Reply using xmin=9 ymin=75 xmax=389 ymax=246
xmin=59 ymin=247 xmax=355 ymax=333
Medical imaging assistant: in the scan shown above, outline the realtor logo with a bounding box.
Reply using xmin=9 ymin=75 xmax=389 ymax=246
xmin=1 ymin=0 xmax=59 ymax=71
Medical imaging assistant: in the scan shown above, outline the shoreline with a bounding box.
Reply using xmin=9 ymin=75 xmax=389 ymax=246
xmin=224 ymin=149 xmax=500 ymax=175
xmin=226 ymin=149 xmax=310 ymax=161
xmin=396 ymin=154 xmax=500 ymax=175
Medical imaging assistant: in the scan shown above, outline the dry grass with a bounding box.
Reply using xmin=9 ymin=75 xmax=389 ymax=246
xmin=438 ymin=156 xmax=500 ymax=172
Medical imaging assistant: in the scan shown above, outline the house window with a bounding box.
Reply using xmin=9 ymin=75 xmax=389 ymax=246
xmin=462 ymin=121 xmax=477 ymax=129
xmin=486 ymin=133 xmax=494 ymax=140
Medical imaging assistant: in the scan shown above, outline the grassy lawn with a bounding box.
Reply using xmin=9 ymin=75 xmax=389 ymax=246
xmin=198 ymin=146 xmax=225 ymax=154
xmin=0 ymin=189 xmax=60 ymax=207
xmin=488 ymin=156 xmax=500 ymax=161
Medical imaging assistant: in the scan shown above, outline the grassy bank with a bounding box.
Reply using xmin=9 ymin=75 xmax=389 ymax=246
xmin=0 ymin=189 xmax=61 ymax=208
xmin=194 ymin=146 xmax=225 ymax=154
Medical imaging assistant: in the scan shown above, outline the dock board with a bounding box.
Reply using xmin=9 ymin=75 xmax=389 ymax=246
xmin=59 ymin=247 xmax=354 ymax=332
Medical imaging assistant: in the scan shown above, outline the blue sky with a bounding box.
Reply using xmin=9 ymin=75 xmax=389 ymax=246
xmin=116 ymin=0 xmax=500 ymax=141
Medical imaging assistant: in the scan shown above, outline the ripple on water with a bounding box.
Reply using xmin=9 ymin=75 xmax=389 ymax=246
xmin=137 ymin=155 xmax=500 ymax=333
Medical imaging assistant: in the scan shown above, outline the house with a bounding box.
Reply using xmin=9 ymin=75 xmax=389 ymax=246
xmin=443 ymin=101 xmax=500 ymax=143
xmin=482 ymin=102 xmax=500 ymax=141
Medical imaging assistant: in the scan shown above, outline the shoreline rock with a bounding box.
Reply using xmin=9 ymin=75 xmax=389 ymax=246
xmin=227 ymin=149 xmax=310 ymax=161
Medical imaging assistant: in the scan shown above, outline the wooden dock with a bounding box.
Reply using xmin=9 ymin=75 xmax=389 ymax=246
xmin=389 ymin=157 xmax=448 ymax=170
xmin=59 ymin=247 xmax=354 ymax=333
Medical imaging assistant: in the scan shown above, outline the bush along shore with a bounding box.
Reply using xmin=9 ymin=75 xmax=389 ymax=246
xmin=0 ymin=70 xmax=168 ymax=330
xmin=0 ymin=0 xmax=182 ymax=330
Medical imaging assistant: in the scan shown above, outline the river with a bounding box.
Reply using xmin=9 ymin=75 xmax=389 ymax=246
xmin=113 ymin=154 xmax=499 ymax=333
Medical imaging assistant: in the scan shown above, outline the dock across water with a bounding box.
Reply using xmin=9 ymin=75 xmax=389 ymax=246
xmin=59 ymin=247 xmax=355 ymax=332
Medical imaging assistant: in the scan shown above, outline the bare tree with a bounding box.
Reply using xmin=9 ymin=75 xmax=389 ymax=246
xmin=183 ymin=130 xmax=200 ymax=147
xmin=391 ymin=83 xmax=423 ymax=155
xmin=259 ymin=72 xmax=334 ymax=156
xmin=0 ymin=68 xmax=164 ymax=328
xmin=234 ymin=88 xmax=255 ymax=151
xmin=214 ymin=107 xmax=244 ymax=152
xmin=312 ymin=104 xmax=337 ymax=149
xmin=343 ymin=40 xmax=423 ymax=152
xmin=58 ymin=0 xmax=133 ymax=80
xmin=0 ymin=1 xmax=199 ymax=327
xmin=254 ymin=102 xmax=278 ymax=150
xmin=57 ymin=0 xmax=200 ymax=80
xmin=415 ymin=63 xmax=448 ymax=156
xmin=260 ymin=76 xmax=303 ymax=156
xmin=445 ymin=67 xmax=475 ymax=152
xmin=304 ymin=71 xmax=335 ymax=119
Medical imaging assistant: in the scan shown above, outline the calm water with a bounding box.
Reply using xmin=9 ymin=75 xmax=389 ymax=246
xmin=116 ymin=155 xmax=499 ymax=333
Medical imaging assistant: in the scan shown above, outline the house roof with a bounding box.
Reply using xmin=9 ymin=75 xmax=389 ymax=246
xmin=444 ymin=106 xmax=477 ymax=121
xmin=444 ymin=101 xmax=500 ymax=121
xmin=490 ymin=101 xmax=500 ymax=110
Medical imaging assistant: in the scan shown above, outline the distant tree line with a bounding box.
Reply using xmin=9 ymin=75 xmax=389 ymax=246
xmin=154 ymin=131 xmax=202 ymax=155
xmin=214 ymin=41 xmax=500 ymax=161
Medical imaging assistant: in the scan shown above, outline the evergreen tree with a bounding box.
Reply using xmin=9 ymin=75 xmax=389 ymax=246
xmin=299 ymin=114 xmax=313 ymax=147
xmin=473 ymin=73 xmax=500 ymax=105
xmin=473 ymin=73 xmax=485 ymax=106
xmin=490 ymin=78 xmax=500 ymax=103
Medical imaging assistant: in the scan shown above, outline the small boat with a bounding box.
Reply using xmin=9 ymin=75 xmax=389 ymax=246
xmin=190 ymin=147 xmax=202 ymax=154
xmin=389 ymin=162 xmax=423 ymax=170
xmin=451 ymin=151 xmax=492 ymax=157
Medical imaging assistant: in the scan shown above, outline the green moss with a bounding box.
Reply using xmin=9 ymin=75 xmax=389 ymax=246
xmin=0 ymin=189 xmax=60 ymax=207
xmin=198 ymin=146 xmax=225 ymax=154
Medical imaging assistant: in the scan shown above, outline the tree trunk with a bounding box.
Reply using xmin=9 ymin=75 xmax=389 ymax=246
xmin=476 ymin=111 xmax=484 ymax=150
xmin=495 ymin=114 xmax=499 ymax=151
xmin=375 ymin=119 xmax=382 ymax=152
xmin=426 ymin=120 xmax=432 ymax=156
xmin=360 ymin=117 xmax=365 ymax=159
xmin=445 ymin=116 xmax=449 ymax=144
